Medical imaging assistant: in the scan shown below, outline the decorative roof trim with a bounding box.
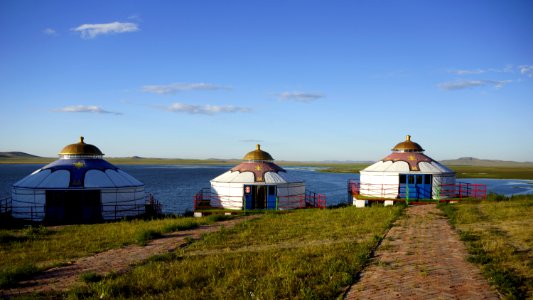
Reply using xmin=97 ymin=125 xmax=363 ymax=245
xmin=230 ymin=161 xmax=285 ymax=182
xmin=382 ymin=152 xmax=433 ymax=171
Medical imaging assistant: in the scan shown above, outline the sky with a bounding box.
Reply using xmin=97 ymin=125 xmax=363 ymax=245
xmin=1 ymin=0 xmax=532 ymax=162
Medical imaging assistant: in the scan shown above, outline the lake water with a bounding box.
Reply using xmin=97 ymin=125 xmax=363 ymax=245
xmin=1 ymin=164 xmax=532 ymax=214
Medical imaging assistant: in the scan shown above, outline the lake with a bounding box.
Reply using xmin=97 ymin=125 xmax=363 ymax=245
xmin=1 ymin=164 xmax=532 ymax=214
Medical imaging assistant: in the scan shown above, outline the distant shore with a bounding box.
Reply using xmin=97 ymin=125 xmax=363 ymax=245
xmin=0 ymin=157 xmax=369 ymax=168
xmin=1 ymin=157 xmax=533 ymax=180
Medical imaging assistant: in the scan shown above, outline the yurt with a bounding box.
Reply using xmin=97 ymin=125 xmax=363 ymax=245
xmin=209 ymin=145 xmax=306 ymax=210
xmin=353 ymin=135 xmax=456 ymax=207
xmin=11 ymin=137 xmax=146 ymax=223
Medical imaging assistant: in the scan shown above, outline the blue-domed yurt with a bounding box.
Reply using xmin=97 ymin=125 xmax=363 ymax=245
xmin=11 ymin=137 xmax=146 ymax=223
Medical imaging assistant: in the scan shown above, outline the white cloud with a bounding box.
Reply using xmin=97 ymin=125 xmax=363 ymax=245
xmin=518 ymin=65 xmax=533 ymax=77
xmin=503 ymin=64 xmax=514 ymax=73
xmin=438 ymin=80 xmax=511 ymax=91
xmin=43 ymin=28 xmax=57 ymax=36
xmin=54 ymin=105 xmax=122 ymax=115
xmin=447 ymin=65 xmax=526 ymax=76
xmin=277 ymin=91 xmax=325 ymax=102
xmin=449 ymin=69 xmax=485 ymax=75
xmin=165 ymin=102 xmax=250 ymax=115
xmin=72 ymin=22 xmax=138 ymax=39
xmin=142 ymin=83 xmax=229 ymax=94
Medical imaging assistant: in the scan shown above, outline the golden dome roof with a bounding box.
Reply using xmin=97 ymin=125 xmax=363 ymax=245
xmin=391 ymin=135 xmax=424 ymax=152
xmin=243 ymin=144 xmax=274 ymax=161
xmin=59 ymin=136 xmax=104 ymax=156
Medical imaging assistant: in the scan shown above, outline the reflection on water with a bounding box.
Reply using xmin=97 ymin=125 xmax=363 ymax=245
xmin=1 ymin=164 xmax=532 ymax=214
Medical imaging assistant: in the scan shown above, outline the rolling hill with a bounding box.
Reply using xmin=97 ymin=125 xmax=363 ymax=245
xmin=441 ymin=157 xmax=533 ymax=167
xmin=0 ymin=152 xmax=40 ymax=158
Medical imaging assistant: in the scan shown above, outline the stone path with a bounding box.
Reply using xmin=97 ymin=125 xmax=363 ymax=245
xmin=1 ymin=215 xmax=259 ymax=297
xmin=345 ymin=205 xmax=500 ymax=300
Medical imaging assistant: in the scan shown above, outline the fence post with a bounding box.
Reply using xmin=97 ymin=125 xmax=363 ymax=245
xmin=405 ymin=182 xmax=409 ymax=205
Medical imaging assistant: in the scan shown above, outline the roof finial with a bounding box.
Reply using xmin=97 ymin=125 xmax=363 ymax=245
xmin=256 ymin=144 xmax=260 ymax=150
xmin=80 ymin=136 xmax=85 ymax=143
xmin=406 ymin=135 xmax=411 ymax=141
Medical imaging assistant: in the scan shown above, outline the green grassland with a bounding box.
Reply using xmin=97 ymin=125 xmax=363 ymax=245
xmin=70 ymin=206 xmax=402 ymax=299
xmin=2 ymin=196 xmax=532 ymax=298
xmin=2 ymin=156 xmax=533 ymax=179
xmin=3 ymin=206 xmax=403 ymax=299
xmin=0 ymin=156 xmax=362 ymax=169
xmin=321 ymin=164 xmax=533 ymax=180
xmin=439 ymin=195 xmax=533 ymax=298
xmin=449 ymin=165 xmax=533 ymax=180
xmin=0 ymin=215 xmax=230 ymax=288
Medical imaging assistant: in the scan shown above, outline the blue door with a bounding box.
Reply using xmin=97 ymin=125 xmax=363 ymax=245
xmin=244 ymin=185 xmax=253 ymax=209
xmin=266 ymin=186 xmax=277 ymax=209
xmin=399 ymin=174 xmax=432 ymax=199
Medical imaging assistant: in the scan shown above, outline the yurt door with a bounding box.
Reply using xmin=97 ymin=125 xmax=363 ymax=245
xmin=266 ymin=186 xmax=277 ymax=209
xmin=399 ymin=174 xmax=432 ymax=199
xmin=254 ymin=186 xmax=267 ymax=209
xmin=419 ymin=175 xmax=432 ymax=199
xmin=45 ymin=190 xmax=102 ymax=224
xmin=243 ymin=185 xmax=268 ymax=209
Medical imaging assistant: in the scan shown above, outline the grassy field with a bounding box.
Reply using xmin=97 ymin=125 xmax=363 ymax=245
xmin=439 ymin=194 xmax=533 ymax=299
xmin=321 ymin=164 xmax=533 ymax=180
xmin=26 ymin=206 xmax=405 ymax=299
xmin=0 ymin=215 xmax=231 ymax=288
xmin=449 ymin=165 xmax=533 ymax=180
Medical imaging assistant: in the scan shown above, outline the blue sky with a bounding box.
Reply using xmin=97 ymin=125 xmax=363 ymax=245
xmin=1 ymin=0 xmax=532 ymax=161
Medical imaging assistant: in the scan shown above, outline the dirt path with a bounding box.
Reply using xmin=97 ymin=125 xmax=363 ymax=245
xmin=1 ymin=215 xmax=260 ymax=297
xmin=345 ymin=205 xmax=500 ymax=299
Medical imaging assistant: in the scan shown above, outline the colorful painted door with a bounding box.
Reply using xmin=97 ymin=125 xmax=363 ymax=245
xmin=419 ymin=174 xmax=432 ymax=199
xmin=399 ymin=174 xmax=432 ymax=199
xmin=266 ymin=186 xmax=277 ymax=209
